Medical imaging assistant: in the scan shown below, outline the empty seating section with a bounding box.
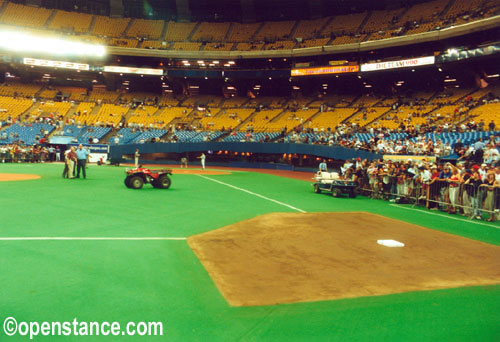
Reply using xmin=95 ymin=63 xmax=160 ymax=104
xmin=1 ymin=123 xmax=54 ymax=144
xmin=331 ymin=34 xmax=365 ymax=45
xmin=153 ymin=107 xmax=191 ymax=127
xmin=0 ymin=82 xmax=41 ymax=98
xmin=322 ymin=12 xmax=367 ymax=35
xmin=172 ymin=42 xmax=201 ymax=51
xmin=92 ymin=16 xmax=130 ymax=37
xmin=191 ymin=22 xmax=230 ymax=42
xmin=293 ymin=17 xmax=329 ymax=40
xmin=198 ymin=109 xmax=249 ymax=131
xmin=49 ymin=10 xmax=93 ymax=33
xmin=247 ymin=97 xmax=288 ymax=109
xmin=164 ymin=21 xmax=196 ymax=41
xmin=113 ymin=127 xmax=168 ymax=144
xmin=203 ymin=42 xmax=233 ymax=51
xmin=363 ymin=9 xmax=404 ymax=33
xmin=223 ymin=132 xmax=279 ymax=142
xmin=405 ymin=22 xmax=437 ymax=35
xmin=297 ymin=37 xmax=330 ymax=48
xmin=173 ymin=130 xmax=200 ymax=142
xmin=65 ymin=87 xmax=88 ymax=102
xmin=244 ymin=109 xmax=282 ymax=131
xmin=39 ymin=86 xmax=88 ymax=102
xmin=348 ymin=107 xmax=391 ymax=127
xmin=309 ymin=108 xmax=358 ymax=130
xmin=82 ymin=104 xmax=128 ymax=126
xmin=109 ymin=38 xmax=138 ymax=48
xmin=468 ymin=103 xmax=500 ymax=126
xmin=36 ymin=101 xmax=72 ymax=118
xmin=375 ymin=105 xmax=436 ymax=130
xmin=263 ymin=40 xmax=296 ymax=50
xmin=70 ymin=102 xmax=95 ymax=124
xmin=127 ymin=19 xmax=163 ymax=39
xmin=397 ymin=0 xmax=449 ymax=24
xmin=431 ymin=88 xmax=471 ymax=105
xmin=142 ymin=40 xmax=168 ymax=49
xmin=444 ymin=0 xmax=484 ymax=18
xmin=264 ymin=109 xmax=318 ymax=132
xmin=78 ymin=126 xmax=111 ymax=143
xmin=128 ymin=106 xmax=161 ymax=128
xmin=158 ymin=95 xmax=180 ymax=107
xmin=353 ymin=94 xmax=382 ymax=107
xmin=76 ymin=34 xmax=107 ymax=44
xmin=181 ymin=95 xmax=222 ymax=108
xmin=120 ymin=92 xmax=158 ymax=103
xmin=38 ymin=89 xmax=58 ymax=99
xmin=254 ymin=21 xmax=295 ymax=41
xmin=235 ymin=42 xmax=264 ymax=51
xmin=227 ymin=22 xmax=261 ymax=42
xmin=88 ymin=89 xmax=120 ymax=103
xmin=0 ymin=97 xmax=33 ymax=121
xmin=188 ymin=131 xmax=224 ymax=143
xmin=0 ymin=3 xmax=52 ymax=28
xmin=62 ymin=124 xmax=86 ymax=137
xmin=222 ymin=97 xmax=248 ymax=108
xmin=0 ymin=1 xmax=496 ymax=53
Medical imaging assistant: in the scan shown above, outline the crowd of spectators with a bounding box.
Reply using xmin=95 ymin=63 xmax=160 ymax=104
xmin=0 ymin=143 xmax=59 ymax=163
xmin=328 ymin=155 xmax=499 ymax=221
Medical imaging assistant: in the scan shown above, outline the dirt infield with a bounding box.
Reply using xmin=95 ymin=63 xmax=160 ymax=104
xmin=188 ymin=212 xmax=500 ymax=307
xmin=0 ymin=173 xmax=41 ymax=182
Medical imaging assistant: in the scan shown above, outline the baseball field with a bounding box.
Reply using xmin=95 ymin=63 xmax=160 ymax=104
xmin=0 ymin=162 xmax=499 ymax=341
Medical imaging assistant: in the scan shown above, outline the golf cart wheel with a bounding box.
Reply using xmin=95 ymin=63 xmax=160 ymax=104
xmin=314 ymin=184 xmax=321 ymax=194
xmin=129 ymin=175 xmax=144 ymax=189
xmin=332 ymin=188 xmax=342 ymax=197
xmin=157 ymin=174 xmax=171 ymax=189
xmin=124 ymin=175 xmax=132 ymax=188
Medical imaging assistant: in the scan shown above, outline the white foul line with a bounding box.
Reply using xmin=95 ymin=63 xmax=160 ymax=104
xmin=389 ymin=204 xmax=500 ymax=229
xmin=197 ymin=175 xmax=306 ymax=213
xmin=0 ymin=237 xmax=187 ymax=241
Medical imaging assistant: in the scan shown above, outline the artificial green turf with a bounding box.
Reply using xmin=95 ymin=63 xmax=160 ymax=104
xmin=0 ymin=163 xmax=499 ymax=341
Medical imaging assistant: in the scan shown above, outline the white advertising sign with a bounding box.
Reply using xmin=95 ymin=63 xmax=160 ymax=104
xmin=361 ymin=56 xmax=435 ymax=72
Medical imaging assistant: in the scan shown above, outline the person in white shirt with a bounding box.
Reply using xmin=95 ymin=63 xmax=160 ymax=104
xmin=197 ymin=153 xmax=206 ymax=170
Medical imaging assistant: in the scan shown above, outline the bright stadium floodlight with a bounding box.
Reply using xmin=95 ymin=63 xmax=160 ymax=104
xmin=0 ymin=31 xmax=106 ymax=57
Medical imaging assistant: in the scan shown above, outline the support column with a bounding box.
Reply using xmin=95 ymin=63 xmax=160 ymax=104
xmin=176 ymin=0 xmax=191 ymax=22
xmin=240 ymin=0 xmax=256 ymax=23
xmin=109 ymin=0 xmax=124 ymax=17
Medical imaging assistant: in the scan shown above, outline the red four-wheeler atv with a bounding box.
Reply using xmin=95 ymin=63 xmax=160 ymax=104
xmin=124 ymin=167 xmax=172 ymax=189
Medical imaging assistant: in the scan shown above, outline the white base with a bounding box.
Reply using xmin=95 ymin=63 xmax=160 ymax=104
xmin=377 ymin=239 xmax=405 ymax=247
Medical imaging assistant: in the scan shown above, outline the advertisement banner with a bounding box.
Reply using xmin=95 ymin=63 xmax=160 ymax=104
xmin=23 ymin=58 xmax=89 ymax=71
xmin=291 ymin=65 xmax=359 ymax=76
xmin=103 ymin=66 xmax=163 ymax=75
xmin=360 ymin=56 xmax=435 ymax=72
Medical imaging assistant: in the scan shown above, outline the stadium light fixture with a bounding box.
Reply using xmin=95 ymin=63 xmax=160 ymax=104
xmin=0 ymin=31 xmax=105 ymax=57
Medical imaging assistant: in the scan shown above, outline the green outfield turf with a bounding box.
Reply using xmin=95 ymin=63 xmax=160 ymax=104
xmin=0 ymin=163 xmax=499 ymax=341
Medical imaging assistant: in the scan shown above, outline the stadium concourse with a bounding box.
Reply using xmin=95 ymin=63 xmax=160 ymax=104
xmin=0 ymin=0 xmax=500 ymax=340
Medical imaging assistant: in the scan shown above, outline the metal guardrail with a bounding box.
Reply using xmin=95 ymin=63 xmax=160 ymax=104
xmin=356 ymin=176 xmax=499 ymax=221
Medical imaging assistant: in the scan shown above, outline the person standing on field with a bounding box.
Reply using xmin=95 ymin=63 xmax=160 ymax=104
xmin=135 ymin=149 xmax=140 ymax=168
xmin=197 ymin=153 xmax=206 ymax=170
xmin=76 ymin=144 xmax=89 ymax=179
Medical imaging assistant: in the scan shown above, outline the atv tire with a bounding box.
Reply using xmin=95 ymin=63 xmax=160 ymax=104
xmin=124 ymin=175 xmax=132 ymax=188
xmin=129 ymin=175 xmax=144 ymax=189
xmin=154 ymin=174 xmax=171 ymax=189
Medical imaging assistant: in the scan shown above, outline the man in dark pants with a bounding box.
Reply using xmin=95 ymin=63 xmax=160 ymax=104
xmin=76 ymin=144 xmax=90 ymax=179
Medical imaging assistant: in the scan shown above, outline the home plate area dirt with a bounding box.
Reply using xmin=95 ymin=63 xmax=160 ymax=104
xmin=187 ymin=212 xmax=500 ymax=307
xmin=0 ymin=173 xmax=41 ymax=181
